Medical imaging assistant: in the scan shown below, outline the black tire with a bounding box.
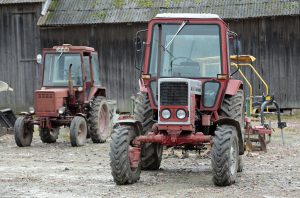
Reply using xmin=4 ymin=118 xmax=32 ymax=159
xmin=39 ymin=127 xmax=59 ymax=143
xmin=110 ymin=125 xmax=141 ymax=185
xmin=70 ymin=116 xmax=87 ymax=147
xmin=134 ymin=91 xmax=163 ymax=170
xmin=237 ymin=155 xmax=243 ymax=172
xmin=219 ymin=90 xmax=244 ymax=125
xmin=219 ymin=89 xmax=244 ymax=173
xmin=14 ymin=116 xmax=33 ymax=147
xmin=88 ymin=96 xmax=110 ymax=143
xmin=211 ymin=125 xmax=239 ymax=186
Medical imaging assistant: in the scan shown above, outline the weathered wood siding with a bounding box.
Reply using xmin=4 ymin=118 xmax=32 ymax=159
xmin=1 ymin=11 xmax=298 ymax=112
xmin=0 ymin=3 xmax=41 ymax=111
xmin=40 ymin=16 xmax=299 ymax=111
xmin=228 ymin=16 xmax=300 ymax=109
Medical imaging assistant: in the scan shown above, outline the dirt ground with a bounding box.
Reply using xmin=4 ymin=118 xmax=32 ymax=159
xmin=0 ymin=116 xmax=300 ymax=198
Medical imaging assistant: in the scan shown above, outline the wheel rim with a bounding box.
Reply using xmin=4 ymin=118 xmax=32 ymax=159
xmin=128 ymin=145 xmax=139 ymax=172
xmin=50 ymin=128 xmax=59 ymax=136
xmin=78 ymin=121 xmax=86 ymax=140
xmin=98 ymin=104 xmax=109 ymax=137
xmin=230 ymin=141 xmax=237 ymax=175
xmin=23 ymin=126 xmax=30 ymax=139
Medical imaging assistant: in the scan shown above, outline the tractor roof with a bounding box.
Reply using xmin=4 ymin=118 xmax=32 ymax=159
xmin=51 ymin=44 xmax=95 ymax=52
xmin=155 ymin=13 xmax=220 ymax=19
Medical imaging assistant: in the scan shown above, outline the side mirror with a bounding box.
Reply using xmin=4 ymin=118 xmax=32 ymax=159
xmin=0 ymin=81 xmax=13 ymax=92
xmin=233 ymin=38 xmax=242 ymax=55
xmin=135 ymin=36 xmax=142 ymax=52
xmin=36 ymin=54 xmax=42 ymax=64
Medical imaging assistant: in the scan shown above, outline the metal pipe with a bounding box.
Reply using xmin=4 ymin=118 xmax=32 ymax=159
xmin=133 ymin=133 xmax=212 ymax=146
xmin=231 ymin=62 xmax=253 ymax=114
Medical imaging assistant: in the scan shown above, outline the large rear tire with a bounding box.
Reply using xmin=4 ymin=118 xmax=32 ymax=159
xmin=14 ymin=116 xmax=33 ymax=147
xmin=110 ymin=125 xmax=141 ymax=185
xmin=211 ymin=125 xmax=239 ymax=186
xmin=219 ymin=89 xmax=244 ymax=172
xmin=39 ymin=127 xmax=59 ymax=143
xmin=89 ymin=96 xmax=110 ymax=143
xmin=134 ymin=92 xmax=163 ymax=170
xmin=70 ymin=116 xmax=87 ymax=147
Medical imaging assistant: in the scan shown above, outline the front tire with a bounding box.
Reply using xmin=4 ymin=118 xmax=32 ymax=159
xmin=39 ymin=127 xmax=59 ymax=143
xmin=220 ymin=90 xmax=245 ymax=174
xmin=211 ymin=125 xmax=239 ymax=186
xmin=70 ymin=116 xmax=87 ymax=147
xmin=134 ymin=92 xmax=163 ymax=170
xmin=110 ymin=125 xmax=141 ymax=185
xmin=237 ymin=155 xmax=243 ymax=172
xmin=89 ymin=96 xmax=110 ymax=143
xmin=14 ymin=116 xmax=33 ymax=147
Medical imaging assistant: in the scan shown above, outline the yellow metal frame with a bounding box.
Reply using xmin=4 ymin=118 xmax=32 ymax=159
xmin=230 ymin=55 xmax=269 ymax=114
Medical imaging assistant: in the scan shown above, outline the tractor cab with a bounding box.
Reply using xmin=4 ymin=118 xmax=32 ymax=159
xmin=40 ymin=45 xmax=101 ymax=100
xmin=138 ymin=13 xmax=238 ymax=123
xmin=34 ymin=45 xmax=105 ymax=117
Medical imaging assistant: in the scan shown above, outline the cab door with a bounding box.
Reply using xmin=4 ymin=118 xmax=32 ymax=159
xmin=83 ymin=52 xmax=92 ymax=99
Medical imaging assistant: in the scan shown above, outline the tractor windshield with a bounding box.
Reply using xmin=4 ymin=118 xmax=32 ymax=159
xmin=43 ymin=53 xmax=83 ymax=86
xmin=149 ymin=24 xmax=221 ymax=78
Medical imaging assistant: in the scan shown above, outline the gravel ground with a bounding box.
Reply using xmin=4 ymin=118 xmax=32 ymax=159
xmin=0 ymin=118 xmax=299 ymax=198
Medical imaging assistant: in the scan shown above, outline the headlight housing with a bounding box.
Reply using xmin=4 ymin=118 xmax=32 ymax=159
xmin=29 ymin=107 xmax=35 ymax=114
xmin=58 ymin=106 xmax=66 ymax=115
xmin=161 ymin=109 xmax=171 ymax=119
xmin=176 ymin=109 xmax=186 ymax=119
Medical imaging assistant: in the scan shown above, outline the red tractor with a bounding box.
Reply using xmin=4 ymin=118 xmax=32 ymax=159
xmin=14 ymin=45 xmax=110 ymax=147
xmin=110 ymin=13 xmax=245 ymax=186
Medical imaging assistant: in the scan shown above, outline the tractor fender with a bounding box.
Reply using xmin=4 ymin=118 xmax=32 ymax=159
xmin=88 ymin=87 xmax=106 ymax=101
xmin=19 ymin=112 xmax=30 ymax=116
xmin=225 ymin=79 xmax=243 ymax=96
xmin=114 ymin=119 xmax=143 ymax=136
xmin=75 ymin=113 xmax=88 ymax=122
xmin=215 ymin=118 xmax=244 ymax=155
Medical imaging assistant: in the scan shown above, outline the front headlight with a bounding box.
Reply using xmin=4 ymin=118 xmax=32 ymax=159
xmin=176 ymin=109 xmax=186 ymax=119
xmin=161 ymin=109 xmax=171 ymax=119
xmin=58 ymin=106 xmax=66 ymax=115
xmin=29 ymin=107 xmax=35 ymax=114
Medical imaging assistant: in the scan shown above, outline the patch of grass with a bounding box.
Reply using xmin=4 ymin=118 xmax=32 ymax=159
xmin=112 ymin=0 xmax=124 ymax=8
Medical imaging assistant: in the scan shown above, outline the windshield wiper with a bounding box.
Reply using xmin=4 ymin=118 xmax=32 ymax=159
xmin=155 ymin=39 xmax=174 ymax=58
xmin=164 ymin=21 xmax=187 ymax=49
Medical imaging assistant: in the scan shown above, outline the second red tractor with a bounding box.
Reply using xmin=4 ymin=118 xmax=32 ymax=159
xmin=14 ymin=45 xmax=110 ymax=147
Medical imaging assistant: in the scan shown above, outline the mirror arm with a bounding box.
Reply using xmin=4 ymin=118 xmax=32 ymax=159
xmin=134 ymin=29 xmax=148 ymax=73
xmin=230 ymin=34 xmax=240 ymax=77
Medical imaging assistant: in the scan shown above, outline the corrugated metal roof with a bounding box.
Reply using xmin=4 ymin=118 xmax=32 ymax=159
xmin=38 ymin=0 xmax=300 ymax=26
xmin=0 ymin=0 xmax=44 ymax=4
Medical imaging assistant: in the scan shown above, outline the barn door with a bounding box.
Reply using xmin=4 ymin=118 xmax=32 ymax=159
xmin=13 ymin=12 xmax=40 ymax=109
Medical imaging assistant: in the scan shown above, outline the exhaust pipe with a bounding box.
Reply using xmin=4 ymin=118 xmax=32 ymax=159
xmin=68 ymin=64 xmax=74 ymax=97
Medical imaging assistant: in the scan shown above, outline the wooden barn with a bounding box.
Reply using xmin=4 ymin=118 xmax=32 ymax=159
xmin=0 ymin=0 xmax=299 ymax=112
xmin=0 ymin=0 xmax=44 ymax=111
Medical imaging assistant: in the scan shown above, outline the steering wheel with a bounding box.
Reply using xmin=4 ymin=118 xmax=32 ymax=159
xmin=170 ymin=56 xmax=194 ymax=66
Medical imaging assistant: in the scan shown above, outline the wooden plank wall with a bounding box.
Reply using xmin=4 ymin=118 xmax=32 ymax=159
xmin=228 ymin=16 xmax=300 ymax=109
xmin=40 ymin=16 xmax=299 ymax=111
xmin=0 ymin=3 xmax=41 ymax=111
xmin=0 ymin=12 xmax=298 ymax=112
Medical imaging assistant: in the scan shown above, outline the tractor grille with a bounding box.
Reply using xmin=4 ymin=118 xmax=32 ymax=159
xmin=35 ymin=92 xmax=55 ymax=113
xmin=160 ymin=82 xmax=188 ymax=106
